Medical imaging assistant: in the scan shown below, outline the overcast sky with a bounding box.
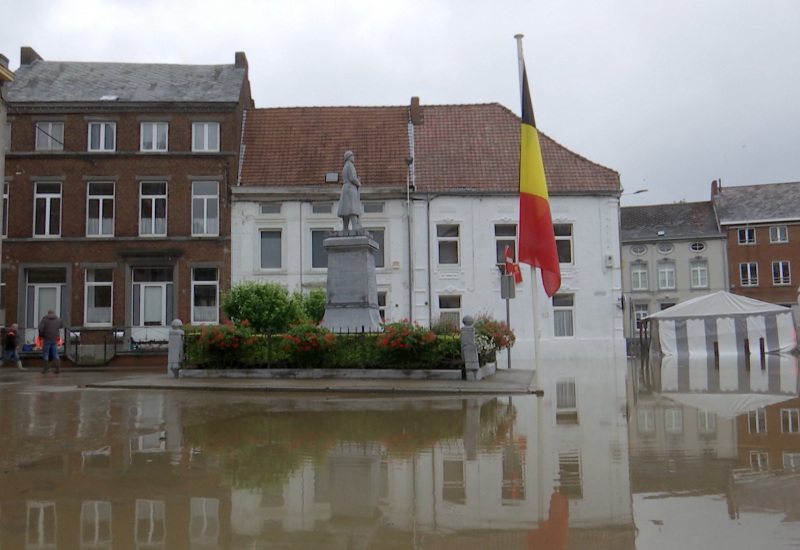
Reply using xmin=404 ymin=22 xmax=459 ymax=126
xmin=4 ymin=0 xmax=800 ymax=206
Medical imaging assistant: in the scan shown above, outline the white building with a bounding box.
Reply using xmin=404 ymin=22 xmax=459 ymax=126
xmin=232 ymin=98 xmax=625 ymax=362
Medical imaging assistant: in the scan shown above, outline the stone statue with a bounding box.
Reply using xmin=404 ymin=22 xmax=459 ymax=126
xmin=338 ymin=150 xmax=363 ymax=230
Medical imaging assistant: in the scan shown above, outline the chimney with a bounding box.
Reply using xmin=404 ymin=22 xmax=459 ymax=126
xmin=21 ymin=47 xmax=43 ymax=66
xmin=0 ymin=54 xmax=8 ymax=70
xmin=410 ymin=96 xmax=423 ymax=125
xmin=235 ymin=51 xmax=248 ymax=69
xmin=711 ymin=180 xmax=718 ymax=197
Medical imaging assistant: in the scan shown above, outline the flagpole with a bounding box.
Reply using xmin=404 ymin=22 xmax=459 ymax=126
xmin=515 ymin=33 xmax=543 ymax=371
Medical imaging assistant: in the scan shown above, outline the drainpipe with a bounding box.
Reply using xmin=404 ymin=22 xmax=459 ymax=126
xmin=406 ymin=156 xmax=414 ymax=320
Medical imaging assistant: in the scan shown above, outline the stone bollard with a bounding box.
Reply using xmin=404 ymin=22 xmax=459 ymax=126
xmin=461 ymin=315 xmax=480 ymax=381
xmin=167 ymin=319 xmax=184 ymax=378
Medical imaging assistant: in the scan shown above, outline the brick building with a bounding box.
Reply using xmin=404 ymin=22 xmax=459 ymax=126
xmin=712 ymin=180 xmax=800 ymax=307
xmin=2 ymin=47 xmax=253 ymax=364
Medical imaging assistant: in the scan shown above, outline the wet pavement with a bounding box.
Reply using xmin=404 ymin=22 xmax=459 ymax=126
xmin=0 ymin=356 xmax=799 ymax=549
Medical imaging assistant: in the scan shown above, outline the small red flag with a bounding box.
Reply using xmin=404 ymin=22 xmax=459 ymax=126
xmin=505 ymin=246 xmax=523 ymax=284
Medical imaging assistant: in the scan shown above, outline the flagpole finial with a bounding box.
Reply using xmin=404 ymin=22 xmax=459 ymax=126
xmin=514 ymin=33 xmax=524 ymax=39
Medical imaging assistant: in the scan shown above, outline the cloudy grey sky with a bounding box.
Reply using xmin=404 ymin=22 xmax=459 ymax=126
xmin=4 ymin=0 xmax=799 ymax=206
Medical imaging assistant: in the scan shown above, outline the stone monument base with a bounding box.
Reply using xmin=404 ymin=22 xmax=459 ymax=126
xmin=321 ymin=230 xmax=383 ymax=333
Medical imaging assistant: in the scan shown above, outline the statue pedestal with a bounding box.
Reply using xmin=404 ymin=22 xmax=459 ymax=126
xmin=321 ymin=230 xmax=383 ymax=332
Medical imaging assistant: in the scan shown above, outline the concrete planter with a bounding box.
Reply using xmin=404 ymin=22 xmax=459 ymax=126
xmin=178 ymin=367 xmax=464 ymax=381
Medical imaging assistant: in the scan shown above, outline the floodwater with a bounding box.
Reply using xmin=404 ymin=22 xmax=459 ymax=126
xmin=1 ymin=353 xmax=799 ymax=549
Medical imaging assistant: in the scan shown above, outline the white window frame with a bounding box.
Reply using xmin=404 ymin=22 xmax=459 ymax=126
xmin=740 ymin=262 xmax=759 ymax=287
xmin=781 ymin=408 xmax=800 ymax=434
xmin=657 ymin=262 xmax=676 ymax=290
xmin=88 ymin=121 xmax=116 ymax=152
xmin=438 ymin=295 xmax=462 ymax=327
xmin=689 ymin=242 xmax=706 ymax=252
xmin=554 ymin=224 xmax=573 ymax=264
xmin=191 ymin=267 xmax=219 ymax=324
xmin=192 ymin=122 xmax=220 ymax=152
xmin=2 ymin=182 xmax=8 ymax=237
xmin=656 ymin=242 xmax=674 ymax=254
xmin=664 ymin=408 xmax=683 ymax=434
xmin=494 ymin=223 xmax=518 ymax=265
xmin=750 ymin=451 xmax=769 ymax=471
xmin=690 ymin=259 xmax=708 ymax=288
xmin=633 ymin=303 xmax=649 ymax=330
xmin=86 ymin=181 xmax=115 ymax=236
xmin=631 ymin=262 xmax=648 ymax=291
xmin=772 ymin=260 xmax=791 ymax=286
xmin=139 ymin=182 xmax=167 ymax=236
xmin=637 ymin=408 xmax=655 ymax=434
xmin=553 ymin=294 xmax=574 ymax=337
xmin=35 ymin=121 xmax=64 ymax=151
xmin=748 ymin=408 xmax=767 ymax=434
xmin=140 ymin=121 xmax=169 ymax=152
xmin=33 ymin=182 xmax=62 ymax=237
xmin=697 ymin=411 xmax=716 ymax=435
xmin=260 ymin=229 xmax=282 ymax=270
xmin=191 ymin=181 xmax=219 ymax=236
xmin=437 ymin=224 xmax=460 ymax=265
xmin=770 ymin=226 xmax=788 ymax=243
xmin=738 ymin=228 xmax=756 ymax=245
xmin=84 ymin=268 xmax=113 ymax=326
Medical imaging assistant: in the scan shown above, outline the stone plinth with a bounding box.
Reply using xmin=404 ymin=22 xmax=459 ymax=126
xmin=321 ymin=230 xmax=383 ymax=332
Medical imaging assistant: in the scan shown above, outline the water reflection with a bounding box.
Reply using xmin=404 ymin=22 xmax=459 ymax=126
xmin=1 ymin=350 xmax=799 ymax=548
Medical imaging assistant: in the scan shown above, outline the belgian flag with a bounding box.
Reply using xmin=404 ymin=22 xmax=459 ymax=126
xmin=518 ymin=63 xmax=561 ymax=297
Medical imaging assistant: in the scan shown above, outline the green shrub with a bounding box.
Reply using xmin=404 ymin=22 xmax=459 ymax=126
xmin=375 ymin=319 xmax=437 ymax=368
xmin=430 ymin=315 xmax=460 ymax=335
xmin=221 ymin=281 xmax=302 ymax=334
xmin=184 ymin=320 xmax=264 ymax=368
xmin=298 ymin=288 xmax=327 ymax=323
xmin=281 ymin=319 xmax=336 ymax=367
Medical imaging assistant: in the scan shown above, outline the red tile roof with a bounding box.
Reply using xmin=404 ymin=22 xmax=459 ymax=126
xmin=240 ymin=102 xmax=620 ymax=195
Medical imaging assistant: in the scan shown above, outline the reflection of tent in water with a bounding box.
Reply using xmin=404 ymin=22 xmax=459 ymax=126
xmin=649 ymin=354 xmax=799 ymax=419
xmin=645 ymin=291 xmax=797 ymax=356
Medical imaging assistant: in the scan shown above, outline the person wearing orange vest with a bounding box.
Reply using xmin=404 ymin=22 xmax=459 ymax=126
xmin=2 ymin=323 xmax=26 ymax=371
xmin=38 ymin=310 xmax=63 ymax=374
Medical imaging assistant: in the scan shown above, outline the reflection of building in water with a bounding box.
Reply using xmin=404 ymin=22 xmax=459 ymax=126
xmin=0 ymin=380 xmax=634 ymax=548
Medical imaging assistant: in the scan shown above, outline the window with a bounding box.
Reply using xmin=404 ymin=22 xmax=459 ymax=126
xmin=363 ymin=202 xmax=384 ymax=214
xmin=770 ymin=226 xmax=788 ymax=243
xmin=750 ymin=451 xmax=769 ymax=471
xmin=132 ymin=268 xmax=173 ymax=328
xmin=697 ymin=411 xmax=716 ymax=436
xmin=367 ymin=228 xmax=385 ymax=268
xmin=781 ymin=408 xmax=800 ymax=434
xmin=312 ymin=203 xmax=332 ymax=214
xmin=437 ymin=224 xmax=460 ymax=265
xmin=439 ymin=295 xmax=461 ymax=327
xmin=81 ymin=501 xmax=112 ymax=548
xmin=260 ymin=230 xmax=282 ymax=269
xmin=2 ymin=182 xmax=8 ymax=236
xmin=139 ymin=182 xmax=167 ymax=236
xmin=192 ymin=182 xmax=219 ymax=236
xmin=86 ymin=182 xmax=114 ymax=236
xmin=553 ymin=294 xmax=574 ymax=337
xmin=192 ymin=268 xmax=218 ymax=324
xmin=88 ymin=122 xmax=116 ymax=151
xmin=554 ymin=224 xmax=573 ymax=263
xmin=633 ymin=303 xmax=649 ymax=330
xmin=637 ymin=408 xmax=655 ymax=434
xmin=558 ymin=452 xmax=583 ymax=499
xmin=658 ymin=262 xmax=676 ymax=289
xmin=377 ymin=291 xmax=387 ymax=320
xmin=35 ymin=121 xmax=64 ymax=151
xmin=690 ymin=259 xmax=708 ymax=288
xmin=311 ymin=229 xmax=331 ymax=268
xmin=784 ymin=453 xmax=800 ymax=473
xmin=556 ymin=379 xmax=578 ymax=425
xmin=631 ymin=262 xmax=648 ymax=290
xmin=192 ymin=122 xmax=220 ymax=152
xmin=656 ymin=242 xmax=674 ymax=254
xmin=689 ymin=242 xmax=706 ymax=252
xmin=140 ymin=122 xmax=168 ymax=152
xmin=34 ymin=182 xmax=62 ymax=236
xmin=738 ymin=228 xmax=756 ymax=245
xmin=85 ymin=269 xmax=113 ymax=325
xmin=260 ymin=203 xmax=282 ymax=215
xmin=664 ymin=408 xmax=683 ymax=434
xmin=494 ymin=224 xmax=517 ymax=264
xmin=772 ymin=261 xmax=791 ymax=286
xmin=442 ymin=460 xmax=466 ymax=504
xmin=740 ymin=262 xmax=759 ymax=286
xmin=660 ymin=302 xmax=675 ymax=310
xmin=630 ymin=244 xmax=647 ymax=255
xmin=748 ymin=409 xmax=767 ymax=434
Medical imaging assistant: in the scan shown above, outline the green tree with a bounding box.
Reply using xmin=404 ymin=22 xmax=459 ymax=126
xmin=221 ymin=281 xmax=302 ymax=334
xmin=298 ymin=288 xmax=327 ymax=323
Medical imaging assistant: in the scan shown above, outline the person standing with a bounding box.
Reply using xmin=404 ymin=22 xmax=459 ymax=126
xmin=338 ymin=150 xmax=363 ymax=231
xmin=2 ymin=323 xmax=26 ymax=370
xmin=38 ymin=310 xmax=63 ymax=374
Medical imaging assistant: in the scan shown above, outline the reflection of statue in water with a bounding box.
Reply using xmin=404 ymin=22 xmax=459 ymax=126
xmin=338 ymin=150 xmax=363 ymax=230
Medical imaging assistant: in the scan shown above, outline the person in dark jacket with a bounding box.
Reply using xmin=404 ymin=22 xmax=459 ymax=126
xmin=38 ymin=310 xmax=63 ymax=374
xmin=2 ymin=323 xmax=26 ymax=370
